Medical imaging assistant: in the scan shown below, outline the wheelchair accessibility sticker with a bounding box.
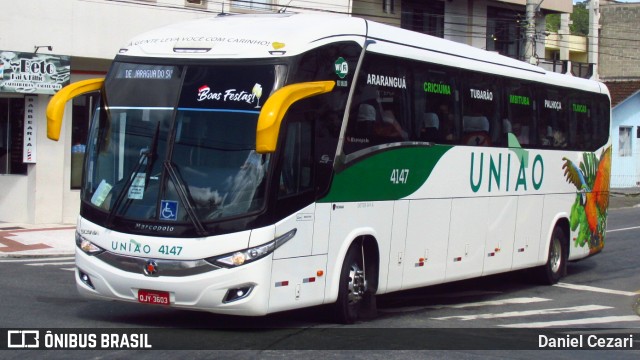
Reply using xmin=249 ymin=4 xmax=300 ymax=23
xmin=160 ymin=200 xmax=178 ymax=221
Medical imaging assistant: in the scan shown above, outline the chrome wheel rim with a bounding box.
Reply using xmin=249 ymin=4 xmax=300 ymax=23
xmin=550 ymin=237 xmax=562 ymax=274
xmin=347 ymin=262 xmax=365 ymax=305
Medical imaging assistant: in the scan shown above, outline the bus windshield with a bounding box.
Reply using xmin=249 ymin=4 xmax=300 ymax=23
xmin=83 ymin=61 xmax=283 ymax=225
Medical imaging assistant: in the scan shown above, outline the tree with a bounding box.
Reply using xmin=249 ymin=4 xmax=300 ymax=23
xmin=545 ymin=1 xmax=589 ymax=35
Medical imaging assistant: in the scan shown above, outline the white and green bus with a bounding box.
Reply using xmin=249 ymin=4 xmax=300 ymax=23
xmin=48 ymin=13 xmax=611 ymax=324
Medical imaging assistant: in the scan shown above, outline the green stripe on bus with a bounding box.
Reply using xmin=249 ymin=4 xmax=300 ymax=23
xmin=320 ymin=145 xmax=452 ymax=202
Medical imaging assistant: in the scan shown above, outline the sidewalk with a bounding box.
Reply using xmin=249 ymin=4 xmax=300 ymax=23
xmin=1 ymin=188 xmax=639 ymax=258
xmin=0 ymin=223 xmax=75 ymax=258
xmin=609 ymin=187 xmax=640 ymax=209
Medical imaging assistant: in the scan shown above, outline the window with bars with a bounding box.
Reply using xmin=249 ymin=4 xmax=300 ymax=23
xmin=0 ymin=97 xmax=27 ymax=175
xmin=401 ymin=0 xmax=444 ymax=38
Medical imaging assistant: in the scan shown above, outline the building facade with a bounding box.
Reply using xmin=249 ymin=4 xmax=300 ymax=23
xmin=0 ymin=0 xmax=213 ymax=224
xmin=599 ymin=2 xmax=640 ymax=187
xmin=354 ymin=0 xmax=572 ymax=63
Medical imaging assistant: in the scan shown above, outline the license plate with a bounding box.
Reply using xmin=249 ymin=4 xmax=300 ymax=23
xmin=138 ymin=289 xmax=170 ymax=305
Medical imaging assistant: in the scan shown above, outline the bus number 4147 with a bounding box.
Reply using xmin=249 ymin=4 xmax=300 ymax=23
xmin=390 ymin=169 xmax=410 ymax=184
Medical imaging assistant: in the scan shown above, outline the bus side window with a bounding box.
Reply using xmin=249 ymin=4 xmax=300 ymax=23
xmin=278 ymin=119 xmax=313 ymax=198
xmin=274 ymin=108 xmax=318 ymax=220
xmin=592 ymin=95 xmax=610 ymax=149
xmin=504 ymin=81 xmax=535 ymax=147
xmin=343 ymin=52 xmax=411 ymax=155
xmin=414 ymin=65 xmax=457 ymax=144
xmin=461 ymin=72 xmax=498 ymax=147
xmin=377 ymin=95 xmax=409 ymax=142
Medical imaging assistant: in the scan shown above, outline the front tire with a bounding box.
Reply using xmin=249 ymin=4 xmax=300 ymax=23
xmin=334 ymin=243 xmax=367 ymax=324
xmin=535 ymin=225 xmax=567 ymax=285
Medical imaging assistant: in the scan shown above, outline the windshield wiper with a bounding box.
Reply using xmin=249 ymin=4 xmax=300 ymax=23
xmin=163 ymin=160 xmax=207 ymax=235
xmin=105 ymin=149 xmax=150 ymax=227
xmin=105 ymin=122 xmax=160 ymax=227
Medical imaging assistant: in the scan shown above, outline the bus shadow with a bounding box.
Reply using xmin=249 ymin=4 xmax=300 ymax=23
xmin=76 ymin=263 xmax=593 ymax=328
xmin=375 ymin=271 xmax=531 ymax=311
xmin=75 ymin=298 xmax=331 ymax=329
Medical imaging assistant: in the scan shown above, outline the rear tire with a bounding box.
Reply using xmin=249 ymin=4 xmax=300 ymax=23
xmin=535 ymin=225 xmax=567 ymax=285
xmin=334 ymin=243 xmax=367 ymax=324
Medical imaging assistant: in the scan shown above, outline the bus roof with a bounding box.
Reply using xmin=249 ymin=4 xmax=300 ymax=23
xmin=119 ymin=13 xmax=367 ymax=58
xmin=119 ymin=13 xmax=606 ymax=95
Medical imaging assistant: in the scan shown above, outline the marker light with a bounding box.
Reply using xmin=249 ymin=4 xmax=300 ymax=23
xmin=75 ymin=232 xmax=105 ymax=255
xmin=231 ymin=252 xmax=246 ymax=266
xmin=207 ymin=228 xmax=296 ymax=268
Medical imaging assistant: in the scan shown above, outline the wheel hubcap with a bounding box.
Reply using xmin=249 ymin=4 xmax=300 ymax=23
xmin=550 ymin=237 xmax=562 ymax=273
xmin=347 ymin=263 xmax=366 ymax=305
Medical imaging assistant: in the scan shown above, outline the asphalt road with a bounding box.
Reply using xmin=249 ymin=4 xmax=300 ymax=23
xmin=1 ymin=205 xmax=639 ymax=359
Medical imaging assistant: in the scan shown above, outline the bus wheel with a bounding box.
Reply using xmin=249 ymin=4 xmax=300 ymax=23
xmin=334 ymin=243 xmax=366 ymax=324
xmin=536 ymin=226 xmax=567 ymax=285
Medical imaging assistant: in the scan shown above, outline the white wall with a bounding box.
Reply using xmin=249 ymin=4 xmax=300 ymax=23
xmin=0 ymin=172 xmax=30 ymax=223
xmin=32 ymin=94 xmax=67 ymax=223
xmin=445 ymin=0 xmax=493 ymax=48
xmin=611 ymin=94 xmax=640 ymax=187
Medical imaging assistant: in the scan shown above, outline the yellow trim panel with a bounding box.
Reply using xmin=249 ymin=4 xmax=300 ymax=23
xmin=46 ymin=78 xmax=104 ymax=141
xmin=256 ymin=81 xmax=335 ymax=153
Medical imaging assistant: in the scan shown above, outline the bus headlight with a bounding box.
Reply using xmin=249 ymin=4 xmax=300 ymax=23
xmin=75 ymin=232 xmax=105 ymax=255
xmin=207 ymin=228 xmax=296 ymax=268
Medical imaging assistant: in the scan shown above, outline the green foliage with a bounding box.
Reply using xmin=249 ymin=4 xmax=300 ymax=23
xmin=545 ymin=1 xmax=589 ymax=36
xmin=546 ymin=13 xmax=560 ymax=32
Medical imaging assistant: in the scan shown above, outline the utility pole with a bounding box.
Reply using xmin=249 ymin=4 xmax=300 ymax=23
xmin=524 ymin=0 xmax=537 ymax=64
xmin=559 ymin=13 xmax=571 ymax=73
xmin=588 ymin=0 xmax=600 ymax=79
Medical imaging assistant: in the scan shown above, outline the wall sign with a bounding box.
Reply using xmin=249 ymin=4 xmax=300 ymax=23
xmin=23 ymin=95 xmax=37 ymax=163
xmin=0 ymin=50 xmax=70 ymax=94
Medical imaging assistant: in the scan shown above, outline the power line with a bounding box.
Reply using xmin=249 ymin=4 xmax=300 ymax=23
xmin=82 ymin=0 xmax=640 ymax=63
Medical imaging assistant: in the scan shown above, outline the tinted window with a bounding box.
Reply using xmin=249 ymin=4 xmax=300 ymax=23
xmin=504 ymin=81 xmax=534 ymax=147
xmin=414 ymin=65 xmax=459 ymax=144
xmin=537 ymin=87 xmax=566 ymax=148
xmin=461 ymin=72 xmax=500 ymax=147
xmin=344 ymin=52 xmax=411 ymax=155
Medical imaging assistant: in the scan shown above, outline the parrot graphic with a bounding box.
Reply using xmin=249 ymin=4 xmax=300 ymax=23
xmin=561 ymin=146 xmax=611 ymax=254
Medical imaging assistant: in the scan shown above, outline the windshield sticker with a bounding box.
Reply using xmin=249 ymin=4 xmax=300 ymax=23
xmin=424 ymin=82 xmax=451 ymax=95
xmin=572 ymin=103 xmax=588 ymax=113
xmin=252 ymin=83 xmax=263 ymax=108
xmin=335 ymin=57 xmax=348 ymax=79
xmin=469 ymin=88 xmax=494 ymax=101
xmin=160 ymin=200 xmax=178 ymax=221
xmin=197 ymin=83 xmax=263 ymax=108
xmin=127 ymin=173 xmax=145 ymax=200
xmin=366 ymin=73 xmax=407 ymax=89
xmin=91 ymin=180 xmax=113 ymax=207
xmin=509 ymin=94 xmax=530 ymax=106
xmin=544 ymin=99 xmax=562 ymax=111
xmin=334 ymin=57 xmax=349 ymax=88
